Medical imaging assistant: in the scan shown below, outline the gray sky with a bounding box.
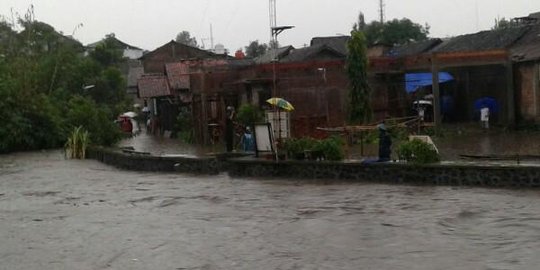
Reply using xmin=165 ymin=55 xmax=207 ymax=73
xmin=2 ymin=0 xmax=540 ymax=52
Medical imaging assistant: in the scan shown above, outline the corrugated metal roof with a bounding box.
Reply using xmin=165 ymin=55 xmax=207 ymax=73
xmin=138 ymin=75 xmax=171 ymax=98
xmin=433 ymin=27 xmax=529 ymax=53
xmin=255 ymin=46 xmax=294 ymax=64
xmin=386 ymin=39 xmax=442 ymax=57
xmin=165 ymin=63 xmax=190 ymax=90
xmin=511 ymin=25 xmax=540 ymax=62
xmin=310 ymin=36 xmax=351 ymax=55
xmin=280 ymin=45 xmax=345 ymax=63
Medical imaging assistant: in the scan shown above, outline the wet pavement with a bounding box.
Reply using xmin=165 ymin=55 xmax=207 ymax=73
xmin=118 ymin=132 xmax=212 ymax=157
xmin=121 ymin=126 xmax=540 ymax=164
xmin=2 ymin=151 xmax=540 ymax=269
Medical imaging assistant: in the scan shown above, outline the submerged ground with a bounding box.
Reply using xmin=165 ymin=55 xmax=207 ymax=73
xmin=1 ymin=150 xmax=540 ymax=269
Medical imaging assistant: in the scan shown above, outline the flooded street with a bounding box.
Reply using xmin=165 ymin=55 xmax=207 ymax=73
xmin=2 ymin=151 xmax=540 ymax=269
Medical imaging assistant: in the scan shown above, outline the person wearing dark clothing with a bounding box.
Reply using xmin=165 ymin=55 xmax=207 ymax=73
xmin=377 ymin=123 xmax=392 ymax=162
xmin=225 ymin=106 xmax=235 ymax=152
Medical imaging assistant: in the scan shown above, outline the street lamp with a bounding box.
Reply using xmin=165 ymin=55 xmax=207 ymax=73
xmin=270 ymin=25 xmax=293 ymax=156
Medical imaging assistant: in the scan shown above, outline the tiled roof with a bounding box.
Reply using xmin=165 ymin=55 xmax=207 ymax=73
xmin=511 ymin=25 xmax=540 ymax=62
xmin=140 ymin=40 xmax=220 ymax=60
xmin=165 ymin=63 xmax=190 ymax=90
xmin=310 ymin=36 xmax=351 ymax=55
xmin=87 ymin=36 xmax=142 ymax=51
xmin=432 ymin=27 xmax=529 ymax=53
xmin=138 ymin=74 xmax=171 ymax=98
xmin=280 ymin=45 xmax=345 ymax=63
xmin=386 ymin=39 xmax=442 ymax=57
xmin=255 ymin=46 xmax=295 ymax=64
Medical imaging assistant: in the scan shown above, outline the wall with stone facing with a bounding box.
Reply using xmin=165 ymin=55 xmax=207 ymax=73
xmin=88 ymin=147 xmax=220 ymax=175
xmin=88 ymin=147 xmax=540 ymax=188
xmin=228 ymin=159 xmax=540 ymax=188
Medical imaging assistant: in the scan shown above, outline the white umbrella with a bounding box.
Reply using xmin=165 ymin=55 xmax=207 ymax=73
xmin=120 ymin=111 xmax=137 ymax=118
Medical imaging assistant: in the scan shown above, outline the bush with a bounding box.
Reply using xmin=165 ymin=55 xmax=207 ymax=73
xmin=64 ymin=126 xmax=89 ymax=159
xmin=283 ymin=137 xmax=318 ymax=160
xmin=236 ymin=104 xmax=263 ymax=126
xmin=174 ymin=109 xmax=194 ymax=143
xmin=65 ymin=96 xmax=122 ymax=146
xmin=314 ymin=136 xmax=345 ymax=161
xmin=397 ymin=139 xmax=440 ymax=164
xmin=283 ymin=136 xmax=345 ymax=161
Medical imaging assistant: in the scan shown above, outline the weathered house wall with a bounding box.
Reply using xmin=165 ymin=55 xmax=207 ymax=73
xmin=515 ymin=62 xmax=540 ymax=121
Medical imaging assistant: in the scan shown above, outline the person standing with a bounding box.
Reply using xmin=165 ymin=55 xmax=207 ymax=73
xmin=377 ymin=122 xmax=392 ymax=162
xmin=225 ymin=106 xmax=235 ymax=152
xmin=480 ymin=106 xmax=490 ymax=129
xmin=241 ymin=126 xmax=255 ymax=152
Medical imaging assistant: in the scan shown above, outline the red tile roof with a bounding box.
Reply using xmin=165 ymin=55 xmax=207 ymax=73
xmin=138 ymin=74 xmax=171 ymax=98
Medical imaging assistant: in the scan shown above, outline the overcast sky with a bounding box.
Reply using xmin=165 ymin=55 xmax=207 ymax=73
xmin=2 ymin=0 xmax=540 ymax=52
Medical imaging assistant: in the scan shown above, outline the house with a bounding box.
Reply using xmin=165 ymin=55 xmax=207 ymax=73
xmin=86 ymin=34 xmax=144 ymax=60
xmin=140 ymin=40 xmax=228 ymax=73
xmin=368 ymin=25 xmax=535 ymax=126
xmin=511 ymin=23 xmax=540 ymax=122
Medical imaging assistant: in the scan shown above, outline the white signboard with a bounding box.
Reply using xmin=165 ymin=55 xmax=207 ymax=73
xmin=266 ymin=111 xmax=290 ymax=139
xmin=254 ymin=123 xmax=274 ymax=156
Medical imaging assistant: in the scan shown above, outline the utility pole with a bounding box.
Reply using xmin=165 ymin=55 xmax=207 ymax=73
xmin=379 ymin=0 xmax=385 ymax=24
xmin=269 ymin=0 xmax=277 ymax=34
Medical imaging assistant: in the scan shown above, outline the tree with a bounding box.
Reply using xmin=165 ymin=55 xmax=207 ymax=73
xmin=245 ymin=40 xmax=268 ymax=58
xmin=352 ymin=12 xmax=366 ymax=32
xmin=347 ymin=31 xmax=372 ymax=125
xmin=0 ymin=8 xmax=128 ymax=153
xmin=492 ymin=17 xmax=519 ymax=30
xmin=88 ymin=34 xmax=124 ymax=67
xmin=353 ymin=12 xmax=429 ymax=46
xmin=176 ymin=31 xmax=198 ymax=47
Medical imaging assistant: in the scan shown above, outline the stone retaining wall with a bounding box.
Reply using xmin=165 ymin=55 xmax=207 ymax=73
xmin=228 ymin=159 xmax=540 ymax=188
xmin=88 ymin=147 xmax=540 ymax=188
xmin=88 ymin=147 xmax=220 ymax=175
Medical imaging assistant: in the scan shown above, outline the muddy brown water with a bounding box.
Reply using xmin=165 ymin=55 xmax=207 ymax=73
xmin=2 ymin=151 xmax=540 ymax=269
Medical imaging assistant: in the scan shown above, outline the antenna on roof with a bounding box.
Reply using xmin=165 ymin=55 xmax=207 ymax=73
xmin=379 ymin=0 xmax=385 ymax=24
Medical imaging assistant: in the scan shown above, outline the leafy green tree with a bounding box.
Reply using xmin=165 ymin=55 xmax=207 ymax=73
xmin=65 ymin=96 xmax=122 ymax=146
xmin=354 ymin=12 xmax=429 ymax=46
xmin=245 ymin=40 xmax=268 ymax=58
xmin=347 ymin=31 xmax=372 ymax=125
xmin=236 ymin=104 xmax=263 ymax=127
xmin=176 ymin=31 xmax=198 ymax=47
xmin=0 ymin=8 xmax=129 ymax=153
xmin=89 ymin=34 xmax=125 ymax=67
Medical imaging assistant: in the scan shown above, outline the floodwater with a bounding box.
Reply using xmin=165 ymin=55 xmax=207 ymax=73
xmin=2 ymin=151 xmax=540 ymax=269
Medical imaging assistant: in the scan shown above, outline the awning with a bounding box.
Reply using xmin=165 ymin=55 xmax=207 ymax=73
xmin=405 ymin=72 xmax=454 ymax=93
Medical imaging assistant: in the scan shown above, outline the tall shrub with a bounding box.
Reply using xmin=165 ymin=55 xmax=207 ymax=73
xmin=347 ymin=31 xmax=372 ymax=125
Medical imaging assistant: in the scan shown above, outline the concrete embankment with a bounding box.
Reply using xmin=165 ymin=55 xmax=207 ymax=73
xmin=89 ymin=147 xmax=540 ymax=188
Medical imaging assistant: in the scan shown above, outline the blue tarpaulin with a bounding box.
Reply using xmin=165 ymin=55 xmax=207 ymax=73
xmin=405 ymin=72 xmax=454 ymax=93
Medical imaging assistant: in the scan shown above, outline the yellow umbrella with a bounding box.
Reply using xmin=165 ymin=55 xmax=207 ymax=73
xmin=266 ymin=97 xmax=295 ymax=111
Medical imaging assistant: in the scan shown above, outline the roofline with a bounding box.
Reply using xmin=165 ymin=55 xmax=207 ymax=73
xmin=139 ymin=40 xmax=217 ymax=60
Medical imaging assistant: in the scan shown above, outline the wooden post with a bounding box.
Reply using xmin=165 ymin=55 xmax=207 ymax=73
xmin=506 ymin=59 xmax=515 ymax=127
xmin=533 ymin=63 xmax=539 ymax=118
xmin=431 ymin=54 xmax=442 ymax=128
xmin=200 ymin=72 xmax=208 ymax=145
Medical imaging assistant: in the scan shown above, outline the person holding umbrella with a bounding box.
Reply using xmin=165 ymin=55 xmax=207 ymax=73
xmin=480 ymin=106 xmax=490 ymax=129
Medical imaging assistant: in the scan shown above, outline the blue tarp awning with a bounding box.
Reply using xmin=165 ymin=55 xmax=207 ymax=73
xmin=405 ymin=72 xmax=454 ymax=93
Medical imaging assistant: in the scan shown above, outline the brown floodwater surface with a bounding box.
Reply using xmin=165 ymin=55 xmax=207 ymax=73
xmin=1 ymin=151 xmax=540 ymax=269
